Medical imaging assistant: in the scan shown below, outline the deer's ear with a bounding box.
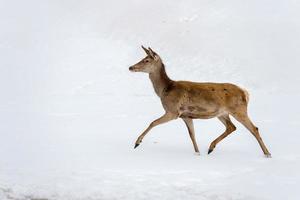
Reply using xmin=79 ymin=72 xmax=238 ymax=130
xmin=141 ymin=45 xmax=150 ymax=56
xmin=148 ymin=47 xmax=159 ymax=59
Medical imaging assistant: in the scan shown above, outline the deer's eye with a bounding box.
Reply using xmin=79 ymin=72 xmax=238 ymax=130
xmin=144 ymin=60 xmax=149 ymax=63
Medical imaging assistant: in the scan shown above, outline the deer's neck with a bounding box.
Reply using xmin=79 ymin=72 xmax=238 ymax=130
xmin=149 ymin=63 xmax=172 ymax=97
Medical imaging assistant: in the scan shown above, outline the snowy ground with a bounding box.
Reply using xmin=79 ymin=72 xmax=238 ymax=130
xmin=1 ymin=0 xmax=300 ymax=199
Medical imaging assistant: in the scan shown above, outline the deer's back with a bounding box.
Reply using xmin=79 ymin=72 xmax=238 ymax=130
xmin=161 ymin=81 xmax=249 ymax=118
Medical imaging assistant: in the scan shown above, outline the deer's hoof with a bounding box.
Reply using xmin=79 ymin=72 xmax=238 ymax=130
xmin=208 ymin=149 xmax=213 ymax=154
xmin=264 ymin=153 xmax=272 ymax=158
xmin=134 ymin=143 xmax=140 ymax=149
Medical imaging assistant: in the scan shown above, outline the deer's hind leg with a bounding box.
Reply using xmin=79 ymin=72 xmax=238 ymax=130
xmin=231 ymin=111 xmax=271 ymax=157
xmin=208 ymin=114 xmax=236 ymax=154
xmin=182 ymin=118 xmax=199 ymax=154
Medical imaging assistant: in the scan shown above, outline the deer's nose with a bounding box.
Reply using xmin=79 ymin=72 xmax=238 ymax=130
xmin=129 ymin=66 xmax=134 ymax=71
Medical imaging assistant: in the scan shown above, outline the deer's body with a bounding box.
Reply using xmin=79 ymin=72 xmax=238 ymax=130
xmin=129 ymin=46 xmax=271 ymax=157
xmin=160 ymin=80 xmax=248 ymax=120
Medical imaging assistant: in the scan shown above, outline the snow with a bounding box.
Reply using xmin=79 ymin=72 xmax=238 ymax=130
xmin=0 ymin=0 xmax=300 ymax=199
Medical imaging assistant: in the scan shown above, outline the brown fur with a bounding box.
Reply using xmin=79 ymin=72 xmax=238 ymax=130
xmin=129 ymin=46 xmax=271 ymax=157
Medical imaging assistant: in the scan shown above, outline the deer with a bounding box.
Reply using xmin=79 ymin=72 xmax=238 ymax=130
xmin=129 ymin=46 xmax=271 ymax=157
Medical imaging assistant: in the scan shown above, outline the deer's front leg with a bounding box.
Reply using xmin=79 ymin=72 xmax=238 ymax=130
xmin=134 ymin=112 xmax=177 ymax=149
xmin=182 ymin=118 xmax=200 ymax=154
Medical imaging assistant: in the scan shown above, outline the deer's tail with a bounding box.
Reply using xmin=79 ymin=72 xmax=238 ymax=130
xmin=242 ymin=88 xmax=250 ymax=104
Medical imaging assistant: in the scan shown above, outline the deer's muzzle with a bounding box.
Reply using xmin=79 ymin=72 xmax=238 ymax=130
xmin=129 ymin=66 xmax=138 ymax=72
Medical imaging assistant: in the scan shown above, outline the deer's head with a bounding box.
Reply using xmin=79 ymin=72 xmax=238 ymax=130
xmin=129 ymin=46 xmax=162 ymax=73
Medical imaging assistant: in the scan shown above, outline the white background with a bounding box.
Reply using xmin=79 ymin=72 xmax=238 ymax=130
xmin=0 ymin=0 xmax=300 ymax=199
